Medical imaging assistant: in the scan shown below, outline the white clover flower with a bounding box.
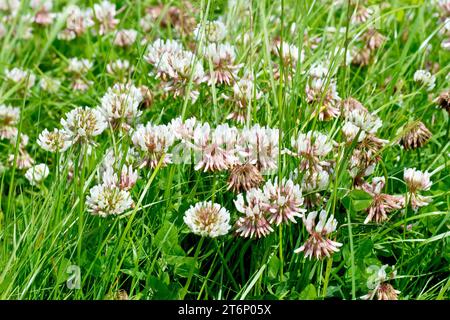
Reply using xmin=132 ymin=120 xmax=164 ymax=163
xmin=294 ymin=210 xmax=342 ymax=260
xmin=58 ymin=5 xmax=94 ymax=40
xmin=413 ymin=69 xmax=436 ymax=91
xmin=438 ymin=1 xmax=450 ymax=17
xmin=169 ymin=116 xmax=197 ymax=141
xmin=183 ymin=201 xmax=231 ymax=237
xmin=404 ymin=168 xmax=432 ymax=192
xmin=169 ymin=49 xmax=205 ymax=82
xmin=308 ymin=62 xmax=330 ymax=79
xmin=39 ymin=76 xmax=61 ymax=93
xmin=71 ymin=78 xmax=93 ymax=92
xmin=93 ymin=0 xmax=119 ymax=35
xmin=404 ymin=168 xmax=432 ymax=210
xmin=25 ymin=163 xmax=50 ymax=186
xmin=106 ymin=59 xmax=134 ymax=76
xmin=261 ymin=178 xmax=306 ymax=225
xmin=30 ymin=0 xmax=52 ymax=11
xmin=290 ymin=131 xmax=334 ymax=171
xmin=272 ymin=41 xmax=304 ymax=67
xmin=193 ymin=20 xmax=227 ymax=42
xmin=144 ymin=39 xmax=183 ymax=66
xmin=342 ymin=108 xmax=383 ymax=142
xmin=361 ymin=177 xmax=405 ymax=224
xmin=131 ymin=122 xmax=175 ymax=168
xmin=301 ymin=169 xmax=330 ymax=192
xmin=86 ymin=183 xmax=133 ymax=217
xmin=305 ymin=74 xmax=341 ymax=121
xmin=292 ymin=131 xmax=333 ymax=158
xmin=139 ymin=13 xmax=153 ymax=32
xmin=118 ymin=164 xmax=139 ymax=191
xmin=193 ymin=122 xmax=239 ymax=172
xmin=67 ymin=58 xmax=93 ymax=74
xmin=37 ymin=128 xmax=72 ymax=152
xmin=99 ymin=82 xmax=143 ymax=128
xmin=0 ymin=105 xmax=20 ymax=140
xmin=61 ymin=106 xmax=107 ymax=144
xmin=99 ymin=147 xmax=139 ymax=190
xmin=239 ymin=124 xmax=279 ymax=172
xmin=5 ymin=68 xmax=36 ymax=88
xmin=144 ymin=39 xmax=205 ymax=102
xmin=224 ymin=74 xmax=263 ymax=123
xmin=8 ymin=150 xmax=34 ymax=170
xmin=234 ymin=188 xmax=274 ymax=239
xmin=202 ymin=42 xmax=242 ymax=85
xmin=113 ymin=29 xmax=137 ymax=47
xmin=31 ymin=0 xmax=56 ymax=25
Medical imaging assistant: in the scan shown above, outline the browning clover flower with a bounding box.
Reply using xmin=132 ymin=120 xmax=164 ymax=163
xmin=142 ymin=1 xmax=197 ymax=36
xmin=227 ymin=163 xmax=263 ymax=193
xmin=183 ymin=201 xmax=231 ymax=237
xmin=436 ymin=89 xmax=450 ymax=113
xmin=399 ymin=121 xmax=432 ymax=150
xmin=294 ymin=210 xmax=342 ymax=260
xmin=361 ymin=177 xmax=405 ymax=224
